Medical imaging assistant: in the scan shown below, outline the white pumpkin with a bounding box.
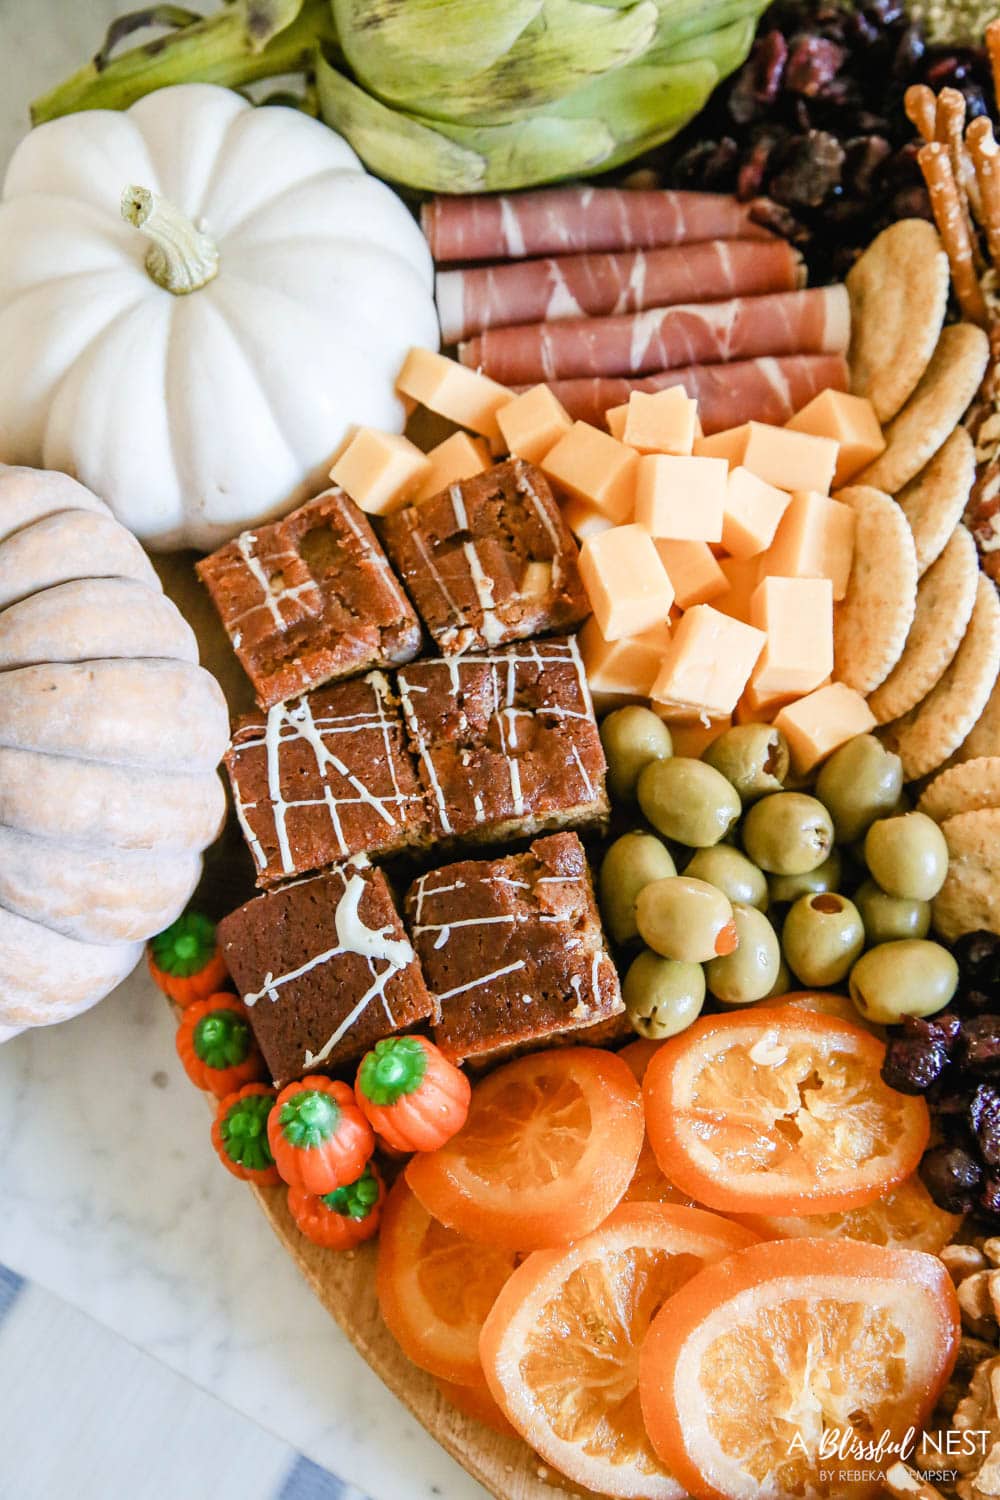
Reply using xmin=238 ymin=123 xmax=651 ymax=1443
xmin=0 ymin=464 xmax=230 ymax=1031
xmin=0 ymin=84 xmax=438 ymax=551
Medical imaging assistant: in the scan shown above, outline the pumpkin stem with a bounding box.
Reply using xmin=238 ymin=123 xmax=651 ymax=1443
xmin=121 ymin=185 xmax=220 ymax=294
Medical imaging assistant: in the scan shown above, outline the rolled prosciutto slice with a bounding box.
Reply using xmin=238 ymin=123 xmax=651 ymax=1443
xmin=422 ymin=188 xmax=774 ymax=264
xmin=541 ymin=355 xmax=850 ymax=434
xmin=437 ymin=239 xmax=804 ymax=344
xmin=459 ymin=286 xmax=850 ymax=385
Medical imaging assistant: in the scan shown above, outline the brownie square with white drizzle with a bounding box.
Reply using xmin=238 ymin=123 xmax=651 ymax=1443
xmin=380 ymin=459 xmax=590 ymax=654
xmin=406 ymin=833 xmax=622 ymax=1065
xmin=397 ymin=635 xmax=609 ymax=846
xmin=218 ymin=860 xmax=437 ymax=1087
xmin=224 ymin=671 xmax=431 ymax=888
xmin=197 ymin=486 xmax=421 ymax=711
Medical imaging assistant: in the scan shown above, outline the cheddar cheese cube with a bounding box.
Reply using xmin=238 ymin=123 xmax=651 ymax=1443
xmin=664 ymin=716 xmax=733 ymax=757
xmin=413 ymin=431 xmax=491 ymax=501
xmin=579 ymin=614 xmax=671 ymax=711
xmin=713 ymin=554 xmax=761 ymax=623
xmin=634 ymin=455 xmax=727 ymax=542
xmin=562 ymin=496 xmax=615 ymax=541
xmin=723 ymin=467 xmax=791 ymax=559
xmin=623 ymin=388 xmax=698 ymax=456
xmin=650 ymin=604 xmax=765 ymax=722
xmin=542 ymin=422 xmax=639 ymax=524
xmin=749 ymin=576 xmax=834 ymax=703
xmin=606 ymin=403 xmax=629 ymax=441
xmin=773 ymin=682 xmax=877 ymax=776
xmin=396 ymin=348 xmax=513 ymax=443
xmin=497 ymin=384 xmax=573 ymax=465
xmin=698 ymin=421 xmax=838 ymax=495
xmin=579 ymin=524 xmax=675 ymax=641
xmin=654 ymin=539 xmax=728 ymax=610
xmin=760 ymin=490 xmax=856 ymax=601
xmin=694 ymin=424 xmax=750 ymax=466
xmin=330 ymin=428 xmax=432 ymax=516
xmin=786 ymin=390 xmax=886 ymax=488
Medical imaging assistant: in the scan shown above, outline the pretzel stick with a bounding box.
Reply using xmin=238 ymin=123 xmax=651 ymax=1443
xmin=936 ymin=87 xmax=984 ymax=253
xmin=969 ymin=116 xmax=1000 ymax=269
xmin=905 ymin=84 xmax=937 ymax=144
xmin=919 ymin=141 xmax=989 ymax=325
xmin=988 ymin=20 xmax=1000 ymax=114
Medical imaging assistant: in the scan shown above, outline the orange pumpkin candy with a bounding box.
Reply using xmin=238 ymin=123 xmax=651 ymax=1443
xmin=268 ymin=1076 xmax=374 ymax=1195
xmin=287 ymin=1164 xmax=386 ymax=1250
xmin=355 ymin=1036 xmax=470 ymax=1154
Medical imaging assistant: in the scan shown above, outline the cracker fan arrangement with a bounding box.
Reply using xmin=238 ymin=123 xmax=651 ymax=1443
xmin=18 ymin=2 xmax=1000 ymax=1497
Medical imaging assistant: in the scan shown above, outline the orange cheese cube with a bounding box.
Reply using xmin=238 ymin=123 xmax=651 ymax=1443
xmin=749 ymin=576 xmax=834 ymax=703
xmin=330 ymin=427 xmax=431 ymax=516
xmin=396 ymin=348 xmax=513 ymax=443
xmin=650 ymin=604 xmax=765 ymax=722
xmin=579 ymin=615 xmax=672 ymax=710
xmin=623 ymin=388 xmax=698 ymax=456
xmin=413 ymin=431 xmax=491 ymax=501
xmin=578 ymin=524 xmax=674 ymax=641
xmin=714 ymin=554 xmax=761 ymax=623
xmin=761 ymin=490 xmax=856 ymax=601
xmin=664 ymin=716 xmax=733 ymax=756
xmin=606 ymin=403 xmax=629 ymax=441
xmin=723 ymin=467 xmax=791 ymax=559
xmin=786 ymin=389 xmax=886 ymax=488
xmin=542 ymin=422 xmax=639 ymax=524
xmin=698 ymin=421 xmax=838 ymax=495
xmin=497 ymin=384 xmax=572 ymax=465
xmin=774 ymin=682 xmax=877 ymax=776
xmin=634 ymin=455 xmax=727 ymax=542
xmin=654 ymin=539 xmax=728 ymax=610
xmin=562 ymin=497 xmax=615 ymax=541
xmin=694 ymin=424 xmax=750 ymax=465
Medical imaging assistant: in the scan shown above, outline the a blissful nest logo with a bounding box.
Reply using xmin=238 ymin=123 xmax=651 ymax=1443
xmin=786 ymin=1425 xmax=991 ymax=1485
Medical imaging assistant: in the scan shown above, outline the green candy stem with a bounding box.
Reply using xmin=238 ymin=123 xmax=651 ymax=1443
xmin=151 ymin=911 xmax=216 ymax=978
xmin=279 ymin=1090 xmax=340 ymax=1150
xmin=220 ymin=1094 xmax=274 ymax=1173
xmin=194 ymin=1010 xmax=251 ymax=1071
xmin=358 ymin=1037 xmax=428 ymax=1107
xmin=322 ymin=1166 xmax=380 ymax=1221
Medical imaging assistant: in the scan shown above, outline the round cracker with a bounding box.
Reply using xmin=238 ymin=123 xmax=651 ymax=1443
xmin=846 ymin=219 xmax=949 ymax=423
xmin=833 ymin=486 xmax=917 ymax=695
xmin=955 ymin=667 xmax=1000 ymax=762
xmin=867 ymin=525 xmax=979 ymax=723
xmin=917 ymin=757 xmax=1000 ymax=822
xmin=896 ymin=425 xmax=976 ymax=575
xmin=879 ymin=573 xmax=1000 ymax=780
xmin=932 ymin=807 xmax=1000 ymax=942
xmin=857 ymin=323 xmax=990 ymax=495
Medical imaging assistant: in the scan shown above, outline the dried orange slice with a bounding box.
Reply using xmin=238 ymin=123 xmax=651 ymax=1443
xmin=376 ymin=1177 xmax=517 ymax=1386
xmin=435 ymin=1376 xmax=518 ymax=1439
xmin=639 ymin=1237 xmax=960 ymax=1500
xmin=406 ymin=1047 xmax=643 ymax=1249
xmin=479 ymin=1203 xmax=758 ymax=1499
xmin=735 ymin=1172 xmax=961 ymax=1255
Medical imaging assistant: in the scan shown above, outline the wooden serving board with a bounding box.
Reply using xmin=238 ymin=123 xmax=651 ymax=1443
xmin=154 ymin=554 xmax=593 ymax=1500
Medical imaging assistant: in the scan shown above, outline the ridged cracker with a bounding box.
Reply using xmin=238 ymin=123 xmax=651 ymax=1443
xmin=833 ymin=486 xmax=917 ymax=695
xmin=955 ymin=668 xmax=1000 ymax=762
xmin=932 ymin=807 xmax=1000 ymax=942
xmin=868 ymin=525 xmax=979 ymax=724
xmin=896 ymin=425 xmax=976 ymax=575
xmin=880 ymin=574 xmax=1000 ymax=780
xmin=918 ymin=757 xmax=1000 ymax=822
xmin=857 ymin=323 xmax=990 ymax=494
xmin=846 ymin=219 xmax=950 ymax=423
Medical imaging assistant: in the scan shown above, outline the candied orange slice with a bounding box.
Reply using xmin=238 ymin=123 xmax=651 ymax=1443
xmin=435 ymin=1376 xmax=518 ymax=1439
xmin=639 ymin=1237 xmax=960 ymax=1500
xmin=736 ymin=1172 xmax=961 ymax=1254
xmin=479 ymin=1204 xmax=757 ymax=1499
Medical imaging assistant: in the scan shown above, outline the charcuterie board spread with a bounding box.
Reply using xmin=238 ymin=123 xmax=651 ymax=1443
xmin=13 ymin=2 xmax=1000 ymax=1497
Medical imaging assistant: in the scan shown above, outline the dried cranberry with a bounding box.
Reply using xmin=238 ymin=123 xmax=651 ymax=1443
xmin=981 ymin=1175 xmax=1000 ymax=1217
xmin=891 ymin=25 xmax=925 ymax=82
xmin=954 ymin=931 xmax=1000 ymax=987
xmin=785 ymin=34 xmax=847 ymax=96
xmin=920 ymin=1145 xmax=983 ymax=1215
xmin=973 ymin=1085 xmax=1000 ymax=1167
xmin=961 ymin=1017 xmax=1000 ymax=1073
xmin=769 ymin=131 xmax=845 ymax=207
xmin=843 ymin=135 xmax=891 ymax=197
xmin=881 ymin=1037 xmax=948 ymax=1093
xmin=957 ymin=988 xmax=996 ymax=1016
xmin=865 ymin=0 xmax=905 ymax=27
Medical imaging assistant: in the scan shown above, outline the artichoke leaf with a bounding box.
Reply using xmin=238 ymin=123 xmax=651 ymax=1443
xmin=336 ymin=0 xmax=659 ymax=125
xmin=244 ymin=0 xmax=306 ymax=51
xmin=644 ymin=0 xmax=771 ymax=57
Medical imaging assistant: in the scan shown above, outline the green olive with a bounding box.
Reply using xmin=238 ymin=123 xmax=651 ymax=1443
xmin=781 ymin=892 xmax=865 ymax=988
xmin=635 ymin=876 xmax=736 ymax=964
xmin=762 ymin=954 xmax=794 ymax=1002
xmin=623 ymin=951 xmax=706 ymax=1040
xmin=599 ymin=832 xmax=677 ymax=946
xmin=685 ymin=845 xmax=769 ymax=912
xmin=768 ymin=849 xmax=843 ymax=906
xmin=741 ymin=792 xmax=835 ymax=876
xmin=814 ymin=734 xmax=904 ymax=844
xmin=863 ymin=812 xmax=949 ymax=901
xmin=849 ymin=939 xmax=959 ymax=1024
xmin=705 ymin=904 xmax=782 ymax=1004
xmin=855 ymin=879 xmax=931 ymax=944
xmin=637 ymin=757 xmax=741 ymax=848
xmin=702 ymin=724 xmax=790 ymax=803
xmin=600 ymin=706 xmax=673 ymax=802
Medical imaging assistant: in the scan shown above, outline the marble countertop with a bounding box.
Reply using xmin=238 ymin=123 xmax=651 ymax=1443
xmin=0 ymin=5 xmax=483 ymax=1497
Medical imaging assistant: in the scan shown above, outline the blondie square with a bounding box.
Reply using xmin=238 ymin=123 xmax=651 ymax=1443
xmin=197 ymin=487 xmax=421 ymax=710
xmin=380 ymin=458 xmax=589 ymax=654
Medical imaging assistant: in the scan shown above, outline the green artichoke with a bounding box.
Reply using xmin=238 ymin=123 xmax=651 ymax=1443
xmin=31 ymin=0 xmax=770 ymax=192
